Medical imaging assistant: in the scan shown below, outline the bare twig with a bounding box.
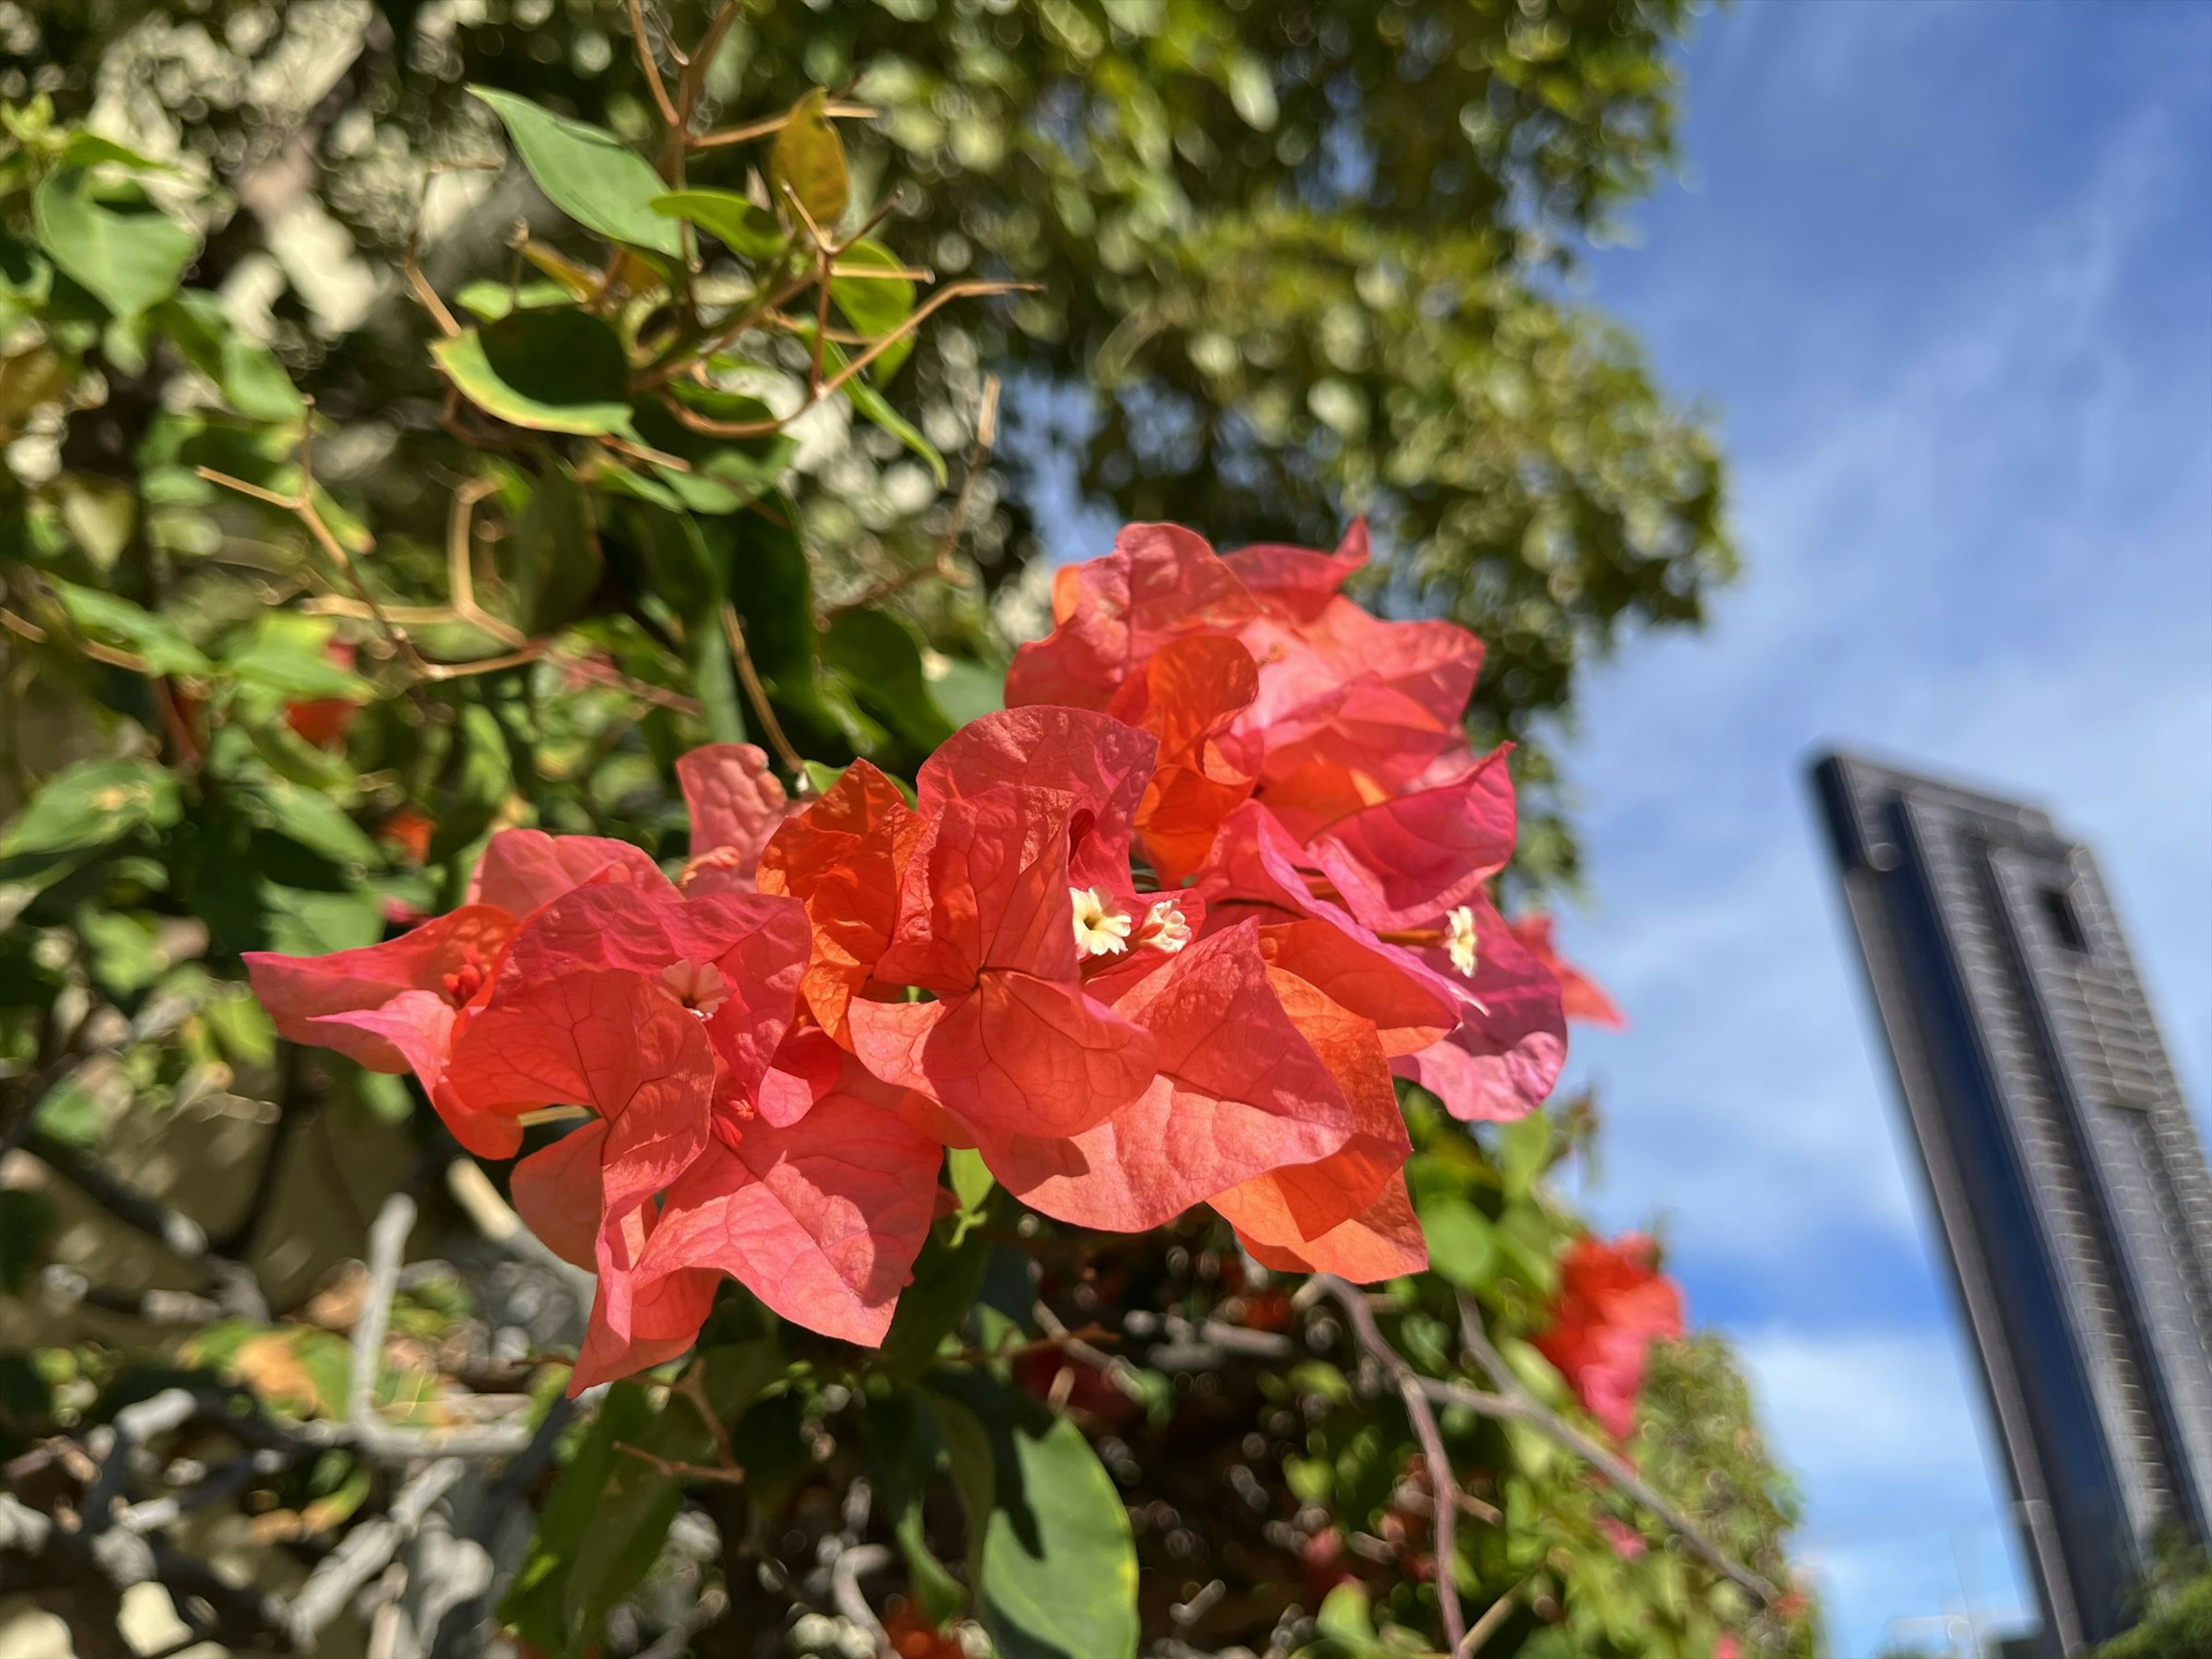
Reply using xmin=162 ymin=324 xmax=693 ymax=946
xmin=347 ymin=1195 xmax=534 ymax=1463
xmin=627 ymin=0 xmax=681 ymax=127
xmin=1313 ymin=1277 xmax=1465 ymax=1651
xmin=21 ymin=1128 xmax=268 ymax=1319
xmin=718 ymin=602 xmax=804 ymax=779
xmin=613 ymin=1443 xmax=747 ymax=1487
xmin=444 ymin=476 xmax=528 ymax=648
xmin=197 ymin=411 xmax=426 ymax=673
xmin=691 ymin=103 xmax=877 ymax=150
xmin=656 ymin=281 xmax=1030 ymax=438
xmin=289 ymin=1456 xmax=465 ymax=1645
xmin=1456 ymin=1582 xmax=1521 ymax=1657
xmin=829 ymin=1542 xmax=895 ymax=1659
xmin=1446 ymin=1291 xmax=1779 ymax=1607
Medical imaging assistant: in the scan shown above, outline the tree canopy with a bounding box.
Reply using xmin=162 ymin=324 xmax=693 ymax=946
xmin=15 ymin=0 xmax=1731 ymax=880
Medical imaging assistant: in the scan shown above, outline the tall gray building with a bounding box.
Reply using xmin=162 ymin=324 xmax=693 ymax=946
xmin=1812 ymin=753 xmax=2212 ymax=1653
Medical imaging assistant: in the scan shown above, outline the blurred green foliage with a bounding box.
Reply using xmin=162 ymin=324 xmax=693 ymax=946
xmin=14 ymin=0 xmax=1732 ymax=882
xmin=0 ymin=9 xmax=1806 ymax=1657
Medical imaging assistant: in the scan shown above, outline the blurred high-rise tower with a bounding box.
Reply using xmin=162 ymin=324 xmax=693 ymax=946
xmin=1813 ymin=753 xmax=2212 ymax=1654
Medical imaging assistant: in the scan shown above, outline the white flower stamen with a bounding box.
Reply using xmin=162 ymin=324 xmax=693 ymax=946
xmin=1446 ymin=906 xmax=1479 ymax=978
xmin=1144 ymin=899 xmax=1192 ymax=954
xmin=661 ymin=958 xmax=732 ymax=1016
xmin=1070 ymin=887 xmax=1134 ymax=957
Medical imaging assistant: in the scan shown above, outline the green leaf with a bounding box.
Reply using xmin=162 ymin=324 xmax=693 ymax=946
xmin=154 ymin=290 xmax=303 ymax=423
xmin=633 ymin=385 xmax=795 ymax=515
xmin=432 ymin=308 xmax=635 ymax=437
xmin=721 ymin=503 xmax=863 ymax=757
xmin=879 ymin=1213 xmax=995 ymax=1384
xmin=866 ymin=1388 xmax=968 ymax=1626
xmin=1498 ymin=1111 xmax=1550 ymax=1199
xmin=76 ymin=908 xmax=170 ymax=995
xmin=469 ymin=88 xmax=681 ymax=256
xmin=768 ymin=89 xmax=850 ymax=229
xmin=928 ymin=1370 xmax=1139 ymax=1659
xmin=259 ymin=883 xmax=383 ymax=956
xmin=946 ymin=1146 xmax=995 ymax=1215
xmin=44 ymin=579 xmax=209 ymax=677
xmin=831 ymin=238 xmax=918 ymax=379
xmin=1418 ymin=1195 xmax=1498 ymax=1292
xmin=842 ymin=363 xmax=947 ymax=486
xmin=241 ymin=776 xmax=382 ymax=869
xmin=509 ymin=1346 xmax=782 ymax=1657
xmin=513 ymin=463 xmax=604 ymax=634
xmin=58 ymin=132 xmax=177 ymax=173
xmin=650 ymin=190 xmax=788 ymax=259
xmin=32 ymin=1074 xmax=111 ymax=1152
xmin=927 ymin=656 xmax=1007 ymax=728
xmin=1 ymin=757 xmax=180 ymax=857
xmin=48 ymin=474 xmax=137 ymax=571
xmin=452 ymin=278 xmax=574 ymax=323
xmin=823 ymin=607 xmax=956 ymax=757
xmin=31 ymin=169 xmax=198 ymax=320
xmin=220 ymin=612 xmax=371 ymax=703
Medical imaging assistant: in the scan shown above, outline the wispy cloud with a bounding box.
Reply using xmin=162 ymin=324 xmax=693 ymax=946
xmin=1564 ymin=6 xmax=2212 ymax=1653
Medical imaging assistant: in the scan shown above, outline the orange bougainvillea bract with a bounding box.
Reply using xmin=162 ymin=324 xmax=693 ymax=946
xmin=1532 ymin=1232 xmax=1687 ymax=1441
xmin=247 ymin=522 xmax=1613 ymax=1389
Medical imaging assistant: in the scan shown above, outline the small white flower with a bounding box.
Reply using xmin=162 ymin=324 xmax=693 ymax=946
xmin=1446 ymin=905 xmax=1479 ymax=978
xmin=1070 ymin=886 xmax=1133 ymax=957
xmin=661 ymin=957 xmax=732 ymax=1016
xmin=1145 ymin=898 xmax=1192 ymax=954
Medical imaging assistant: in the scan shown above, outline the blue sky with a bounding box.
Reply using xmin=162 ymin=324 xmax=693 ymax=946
xmin=1553 ymin=3 xmax=2212 ymax=1654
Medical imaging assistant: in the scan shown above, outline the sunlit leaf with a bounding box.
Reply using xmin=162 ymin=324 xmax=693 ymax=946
xmin=469 ymin=88 xmax=681 ymax=256
xmin=1 ymin=757 xmax=180 ymax=857
xmin=431 ymin=308 xmax=634 ymax=437
xmin=154 ymin=290 xmax=303 ymax=422
xmin=832 ymin=238 xmax=919 ymax=380
xmin=31 ymin=169 xmax=198 ymax=320
xmin=650 ymin=190 xmax=787 ymax=259
xmin=46 ymin=577 xmax=210 ymax=677
xmin=929 ymin=1370 xmax=1139 ymax=1659
xmin=768 ymin=89 xmax=850 ymax=230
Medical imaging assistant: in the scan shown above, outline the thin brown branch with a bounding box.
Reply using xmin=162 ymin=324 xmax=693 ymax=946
xmin=675 ymin=1 xmax=741 ymax=124
xmin=445 ymin=476 xmax=527 ymax=648
xmin=1447 ymin=1291 xmax=1779 ymax=1608
xmin=819 ymin=280 xmax=1030 ymax=395
xmin=632 ymin=268 xmax=819 ymax=394
xmin=196 ymin=412 xmax=427 ymax=673
xmin=1315 ymin=1276 xmax=1466 ymax=1651
xmin=672 ymin=1365 xmax=738 ymax=1471
xmin=809 ymin=245 xmax=832 ymax=398
xmin=414 ymin=641 xmax=548 ymax=683
xmin=1456 ymin=1582 xmax=1522 ymax=1657
xmin=691 ymin=103 xmax=877 ymax=150
xmin=613 ymin=1443 xmax=747 ymax=1486
xmin=719 ymin=602 xmax=804 ymax=778
xmin=660 ymin=281 xmax=1027 ymax=440
xmin=627 ymin=0 xmax=681 ymax=127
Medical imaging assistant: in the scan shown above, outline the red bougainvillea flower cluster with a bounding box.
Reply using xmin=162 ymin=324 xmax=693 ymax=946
xmin=247 ymin=521 xmax=1617 ymax=1391
xmin=1532 ymin=1232 xmax=1685 ymax=1440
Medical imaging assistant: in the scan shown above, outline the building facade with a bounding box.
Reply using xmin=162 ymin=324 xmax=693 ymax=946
xmin=1812 ymin=753 xmax=2212 ymax=1653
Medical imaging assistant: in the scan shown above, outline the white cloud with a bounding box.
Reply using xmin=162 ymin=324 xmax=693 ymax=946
xmin=1734 ymin=1325 xmax=2038 ymax=1653
xmin=1555 ymin=10 xmax=2211 ymax=1654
